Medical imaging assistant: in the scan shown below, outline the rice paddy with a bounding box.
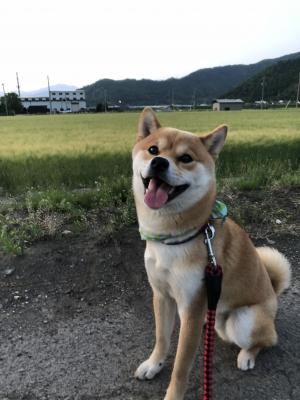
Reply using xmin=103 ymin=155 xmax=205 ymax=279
xmin=0 ymin=109 xmax=299 ymax=194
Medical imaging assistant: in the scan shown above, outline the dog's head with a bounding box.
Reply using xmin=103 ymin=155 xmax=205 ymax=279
xmin=132 ymin=107 xmax=227 ymax=213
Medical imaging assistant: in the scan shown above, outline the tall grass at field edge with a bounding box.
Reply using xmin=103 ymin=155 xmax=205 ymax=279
xmin=0 ymin=141 xmax=298 ymax=194
xmin=0 ymin=152 xmax=132 ymax=193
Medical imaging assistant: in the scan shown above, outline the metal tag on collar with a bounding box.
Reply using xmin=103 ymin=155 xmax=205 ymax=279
xmin=204 ymin=224 xmax=217 ymax=267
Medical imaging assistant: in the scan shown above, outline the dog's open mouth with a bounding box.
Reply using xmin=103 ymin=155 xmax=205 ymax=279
xmin=142 ymin=176 xmax=189 ymax=209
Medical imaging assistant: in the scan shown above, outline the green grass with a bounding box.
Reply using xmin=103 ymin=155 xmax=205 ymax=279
xmin=0 ymin=109 xmax=299 ymax=254
xmin=0 ymin=110 xmax=299 ymax=193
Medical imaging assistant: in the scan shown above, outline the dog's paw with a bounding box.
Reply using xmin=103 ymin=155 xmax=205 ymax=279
xmin=134 ymin=358 xmax=164 ymax=380
xmin=237 ymin=349 xmax=256 ymax=371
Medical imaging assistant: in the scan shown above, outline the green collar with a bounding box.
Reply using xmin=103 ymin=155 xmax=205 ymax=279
xmin=139 ymin=200 xmax=227 ymax=244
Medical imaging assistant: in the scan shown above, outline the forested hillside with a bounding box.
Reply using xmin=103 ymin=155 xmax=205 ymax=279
xmin=223 ymin=57 xmax=300 ymax=102
xmin=83 ymin=52 xmax=300 ymax=106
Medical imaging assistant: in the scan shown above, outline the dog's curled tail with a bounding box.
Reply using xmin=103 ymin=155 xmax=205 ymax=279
xmin=256 ymin=247 xmax=291 ymax=296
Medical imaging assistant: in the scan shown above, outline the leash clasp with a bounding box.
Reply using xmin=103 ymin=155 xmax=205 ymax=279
xmin=204 ymin=224 xmax=217 ymax=267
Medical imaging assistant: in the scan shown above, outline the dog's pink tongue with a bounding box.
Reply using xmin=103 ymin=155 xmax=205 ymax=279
xmin=144 ymin=178 xmax=170 ymax=209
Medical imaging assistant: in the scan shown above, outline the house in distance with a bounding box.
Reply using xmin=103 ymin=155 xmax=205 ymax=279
xmin=212 ymin=99 xmax=244 ymax=111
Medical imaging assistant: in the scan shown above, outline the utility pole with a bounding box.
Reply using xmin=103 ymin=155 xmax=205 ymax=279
xmin=261 ymin=76 xmax=265 ymax=110
xmin=192 ymin=89 xmax=196 ymax=109
xmin=16 ymin=72 xmax=21 ymax=97
xmin=171 ymin=88 xmax=174 ymax=109
xmin=104 ymin=89 xmax=107 ymax=112
xmin=1 ymin=83 xmax=9 ymax=116
xmin=296 ymin=71 xmax=300 ymax=108
xmin=47 ymin=75 xmax=53 ymax=114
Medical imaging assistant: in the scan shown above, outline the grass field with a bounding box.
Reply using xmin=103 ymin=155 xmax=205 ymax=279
xmin=0 ymin=109 xmax=299 ymax=194
xmin=0 ymin=109 xmax=299 ymax=254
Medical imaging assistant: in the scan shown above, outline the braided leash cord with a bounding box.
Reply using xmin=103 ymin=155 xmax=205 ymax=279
xmin=202 ymin=309 xmax=216 ymax=400
xmin=202 ymin=263 xmax=223 ymax=400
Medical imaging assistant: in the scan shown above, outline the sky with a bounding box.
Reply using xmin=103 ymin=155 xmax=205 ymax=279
xmin=1 ymin=0 xmax=300 ymax=93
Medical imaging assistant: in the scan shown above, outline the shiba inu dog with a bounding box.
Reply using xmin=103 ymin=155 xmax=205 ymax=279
xmin=132 ymin=107 xmax=291 ymax=400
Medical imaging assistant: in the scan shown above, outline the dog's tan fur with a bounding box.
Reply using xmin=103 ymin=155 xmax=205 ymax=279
xmin=132 ymin=108 xmax=291 ymax=400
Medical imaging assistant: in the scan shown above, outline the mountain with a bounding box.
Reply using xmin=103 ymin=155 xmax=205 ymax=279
xmin=83 ymin=51 xmax=300 ymax=106
xmin=21 ymin=84 xmax=77 ymax=97
xmin=222 ymin=57 xmax=300 ymax=102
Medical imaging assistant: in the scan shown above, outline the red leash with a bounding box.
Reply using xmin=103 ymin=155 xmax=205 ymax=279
xmin=202 ymin=225 xmax=223 ymax=400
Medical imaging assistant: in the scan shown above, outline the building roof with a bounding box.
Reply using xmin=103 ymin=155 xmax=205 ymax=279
xmin=214 ymin=99 xmax=244 ymax=104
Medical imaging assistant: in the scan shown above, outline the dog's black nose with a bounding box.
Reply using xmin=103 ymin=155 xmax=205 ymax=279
xmin=150 ymin=156 xmax=169 ymax=172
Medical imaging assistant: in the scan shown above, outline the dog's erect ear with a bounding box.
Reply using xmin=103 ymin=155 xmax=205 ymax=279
xmin=137 ymin=107 xmax=161 ymax=141
xmin=201 ymin=125 xmax=228 ymax=159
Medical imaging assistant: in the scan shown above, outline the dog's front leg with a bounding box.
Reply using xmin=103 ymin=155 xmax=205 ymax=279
xmin=164 ymin=291 xmax=206 ymax=400
xmin=135 ymin=290 xmax=176 ymax=380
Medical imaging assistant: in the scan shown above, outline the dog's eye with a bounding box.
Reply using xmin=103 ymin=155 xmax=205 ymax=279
xmin=178 ymin=154 xmax=193 ymax=163
xmin=148 ymin=145 xmax=159 ymax=155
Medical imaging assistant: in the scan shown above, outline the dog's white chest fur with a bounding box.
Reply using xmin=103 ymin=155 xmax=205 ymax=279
xmin=145 ymin=243 xmax=204 ymax=316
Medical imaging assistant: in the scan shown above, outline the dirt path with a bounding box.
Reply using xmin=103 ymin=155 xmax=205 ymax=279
xmin=0 ymin=225 xmax=299 ymax=400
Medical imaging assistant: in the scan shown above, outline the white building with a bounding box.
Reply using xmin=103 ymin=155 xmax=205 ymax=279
xmin=21 ymin=89 xmax=87 ymax=113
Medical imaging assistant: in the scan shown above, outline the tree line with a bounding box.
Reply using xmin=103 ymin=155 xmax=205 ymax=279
xmin=0 ymin=92 xmax=23 ymax=115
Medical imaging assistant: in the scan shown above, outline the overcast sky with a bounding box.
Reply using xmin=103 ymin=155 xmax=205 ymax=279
xmin=1 ymin=0 xmax=300 ymax=92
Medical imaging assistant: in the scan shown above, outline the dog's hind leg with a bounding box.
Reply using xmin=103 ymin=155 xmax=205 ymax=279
xmin=135 ymin=291 xmax=176 ymax=380
xmin=225 ymin=304 xmax=278 ymax=371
